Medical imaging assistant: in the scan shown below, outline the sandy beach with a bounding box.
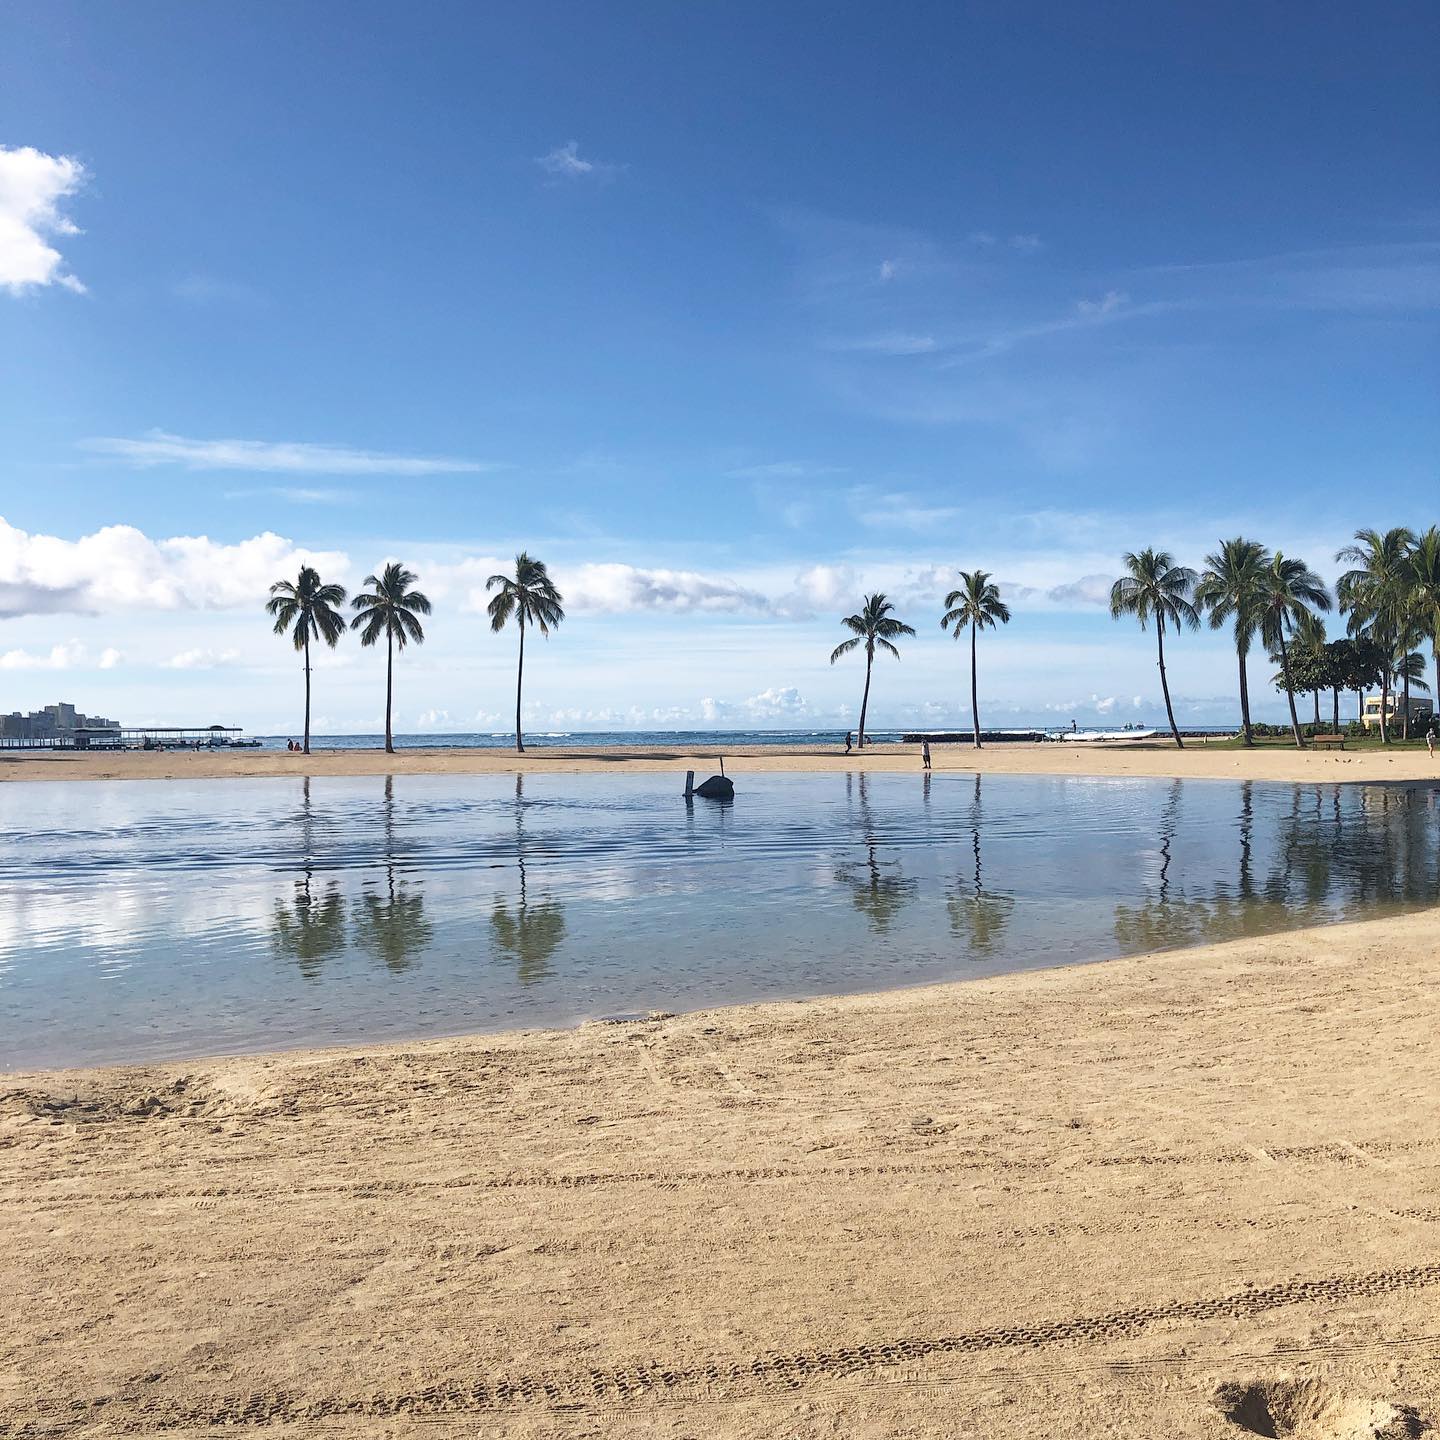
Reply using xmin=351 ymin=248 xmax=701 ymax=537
xmin=4 ymin=738 xmax=1440 ymax=785
xmin=5 ymin=909 xmax=1440 ymax=1436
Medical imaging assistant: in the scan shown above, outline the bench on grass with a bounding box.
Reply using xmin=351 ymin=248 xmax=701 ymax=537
xmin=1310 ymin=733 xmax=1346 ymax=750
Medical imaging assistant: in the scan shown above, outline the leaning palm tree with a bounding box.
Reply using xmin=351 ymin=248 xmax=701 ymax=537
xmin=941 ymin=570 xmax=1011 ymax=748
xmin=486 ymin=552 xmax=565 ymax=754
xmin=1195 ymin=537 xmax=1269 ymax=746
xmin=350 ymin=562 xmax=431 ymax=754
xmin=830 ymin=593 xmax=915 ymax=749
xmin=1336 ymin=527 xmax=1416 ymax=745
xmin=1408 ymin=526 xmax=1440 ymax=708
xmin=1109 ymin=549 xmax=1199 ymax=749
xmin=265 ymin=564 xmax=347 ymax=755
xmin=1256 ymin=551 xmax=1331 ymax=749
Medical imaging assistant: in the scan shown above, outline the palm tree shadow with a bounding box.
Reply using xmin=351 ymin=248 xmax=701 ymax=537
xmin=352 ymin=775 xmax=432 ymax=973
xmin=946 ymin=774 xmax=1014 ymax=957
xmin=272 ymin=776 xmax=347 ymax=979
xmin=834 ymin=772 xmax=917 ymax=935
xmin=489 ymin=773 xmax=567 ymax=985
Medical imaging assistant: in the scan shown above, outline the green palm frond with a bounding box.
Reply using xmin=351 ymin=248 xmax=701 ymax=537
xmin=941 ymin=569 xmax=1011 ymax=636
xmin=350 ymin=561 xmax=430 ymax=649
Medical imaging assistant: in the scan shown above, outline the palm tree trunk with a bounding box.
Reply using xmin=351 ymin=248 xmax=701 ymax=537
xmin=1237 ymin=643 xmax=1253 ymax=746
xmin=1278 ymin=631 xmax=1305 ymax=748
xmin=303 ymin=634 xmax=312 ymax=756
xmin=515 ymin=618 xmax=526 ymax=755
xmin=1312 ymin=687 xmax=1320 ymax=727
xmin=384 ymin=627 xmax=394 ymax=755
xmin=971 ymin=621 xmax=981 ymax=749
xmin=1402 ymin=667 xmax=1411 ymax=741
xmin=1156 ymin=617 xmax=1182 ymax=749
xmin=857 ymin=647 xmax=873 ymax=749
xmin=1332 ymin=687 xmax=1340 ymax=734
xmin=1379 ymin=671 xmax=1391 ymax=745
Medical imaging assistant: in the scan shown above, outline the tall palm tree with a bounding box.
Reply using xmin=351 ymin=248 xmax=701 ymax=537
xmin=265 ymin=565 xmax=347 ymax=755
xmin=1108 ymin=549 xmax=1199 ymax=749
xmin=1256 ymin=551 xmax=1331 ymax=749
xmin=1408 ymin=526 xmax=1440 ymax=709
xmin=350 ymin=562 xmax=431 ymax=755
xmin=941 ymin=569 xmax=1011 ymax=748
xmin=1196 ymin=537 xmax=1268 ymax=746
xmin=1336 ymin=527 xmax=1416 ymax=745
xmin=486 ymin=552 xmax=565 ymax=754
xmin=830 ymin=593 xmax=915 ymax=749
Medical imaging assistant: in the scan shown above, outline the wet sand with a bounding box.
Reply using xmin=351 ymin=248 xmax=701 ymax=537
xmin=5 ymin=909 xmax=1439 ymax=1436
xmin=4 ymin=737 xmax=1439 ymax=784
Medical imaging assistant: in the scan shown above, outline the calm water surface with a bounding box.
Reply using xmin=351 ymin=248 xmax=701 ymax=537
xmin=3 ymin=772 xmax=1438 ymax=1068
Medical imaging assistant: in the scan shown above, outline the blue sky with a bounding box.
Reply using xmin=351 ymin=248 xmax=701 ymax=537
xmin=2 ymin=1 xmax=1437 ymax=733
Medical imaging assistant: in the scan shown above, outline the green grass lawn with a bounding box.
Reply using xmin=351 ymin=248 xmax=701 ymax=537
xmin=1202 ymin=732 xmax=1432 ymax=751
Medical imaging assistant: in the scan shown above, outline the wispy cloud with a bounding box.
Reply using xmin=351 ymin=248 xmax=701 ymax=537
xmin=724 ymin=460 xmax=847 ymax=481
xmin=223 ymin=486 xmax=357 ymax=505
xmin=0 ymin=640 xmax=99 ymax=670
xmin=81 ymin=430 xmax=495 ymax=475
xmin=164 ymin=647 xmax=241 ymax=670
xmin=536 ymin=140 xmax=622 ymax=182
xmin=0 ymin=144 xmax=87 ymax=294
xmin=825 ymin=332 xmax=939 ymax=356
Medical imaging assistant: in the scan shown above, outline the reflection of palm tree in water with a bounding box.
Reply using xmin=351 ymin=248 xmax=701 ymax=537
xmin=835 ymin=772 xmax=916 ymax=934
xmin=947 ymin=773 xmax=1014 ymax=956
xmin=353 ymin=774 xmax=431 ymax=973
xmin=272 ymin=776 xmax=347 ymax=979
xmin=490 ymin=773 xmax=566 ymax=984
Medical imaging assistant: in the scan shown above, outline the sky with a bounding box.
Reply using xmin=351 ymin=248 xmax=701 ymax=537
xmin=2 ymin=1 xmax=1437 ymax=735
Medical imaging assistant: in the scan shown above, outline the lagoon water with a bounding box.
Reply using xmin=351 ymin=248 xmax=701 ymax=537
xmin=3 ymin=772 xmax=1438 ymax=1069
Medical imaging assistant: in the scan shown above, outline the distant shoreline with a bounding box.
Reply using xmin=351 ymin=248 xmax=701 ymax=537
xmin=4 ymin=739 xmax=1437 ymax=785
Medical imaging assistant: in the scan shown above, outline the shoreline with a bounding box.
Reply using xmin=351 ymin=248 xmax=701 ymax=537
xmin=4 ymin=737 xmax=1440 ymax=784
xmin=6 ymin=908 xmax=1440 ymax=1434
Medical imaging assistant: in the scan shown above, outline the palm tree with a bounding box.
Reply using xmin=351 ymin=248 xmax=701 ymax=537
xmin=1196 ymin=537 xmax=1268 ymax=746
xmin=829 ymin=593 xmax=915 ymax=749
xmin=1256 ymin=551 xmax=1331 ymax=749
xmin=486 ymin=552 xmax=565 ymax=754
xmin=350 ymin=562 xmax=431 ymax=755
xmin=1408 ymin=526 xmax=1440 ymax=709
xmin=264 ymin=565 xmax=347 ymax=755
xmin=1336 ymin=527 xmax=1416 ymax=745
xmin=1108 ymin=549 xmax=1199 ymax=749
xmin=941 ymin=570 xmax=1011 ymax=748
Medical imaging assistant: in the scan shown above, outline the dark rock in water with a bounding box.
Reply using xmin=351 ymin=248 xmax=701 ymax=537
xmin=693 ymin=774 xmax=734 ymax=799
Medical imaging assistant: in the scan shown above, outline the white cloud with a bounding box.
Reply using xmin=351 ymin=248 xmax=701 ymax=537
xmin=878 ymin=259 xmax=897 ymax=282
xmin=1010 ymin=233 xmax=1043 ymax=253
xmin=164 ymin=648 xmax=241 ymax=670
xmin=0 ymin=516 xmax=348 ymax=618
xmin=744 ymin=685 xmax=808 ymax=719
xmin=536 ymin=141 xmax=620 ymax=181
xmin=1075 ymin=290 xmax=1128 ymax=318
xmin=0 ymin=145 xmax=86 ymax=294
xmin=81 ymin=430 xmax=492 ymax=476
xmin=99 ymin=647 xmax=123 ymax=669
xmin=0 ymin=640 xmax=90 ymax=670
xmin=565 ymin=563 xmax=771 ymax=615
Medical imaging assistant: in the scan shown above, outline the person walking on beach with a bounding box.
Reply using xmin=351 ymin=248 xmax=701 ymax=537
xmin=922 ymin=739 xmax=932 ymax=770
xmin=1428 ymin=720 xmax=1437 ymax=760
xmin=844 ymin=730 xmax=854 ymax=755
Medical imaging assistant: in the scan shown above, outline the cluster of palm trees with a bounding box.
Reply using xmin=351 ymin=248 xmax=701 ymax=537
xmin=267 ymin=552 xmax=563 ymax=754
xmin=832 ymin=532 xmax=1440 ymax=753
xmin=271 ymin=529 xmax=1438 ymax=757
xmin=1110 ymin=528 xmax=1440 ymax=750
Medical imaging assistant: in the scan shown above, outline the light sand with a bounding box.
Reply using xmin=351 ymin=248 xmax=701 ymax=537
xmin=5 ymin=909 xmax=1440 ymax=1436
xmin=4 ymin=737 xmax=1439 ymax=784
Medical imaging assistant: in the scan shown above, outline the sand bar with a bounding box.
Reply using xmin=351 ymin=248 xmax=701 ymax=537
xmin=4 ymin=738 xmax=1440 ymax=784
xmin=5 ymin=909 xmax=1440 ymax=1435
